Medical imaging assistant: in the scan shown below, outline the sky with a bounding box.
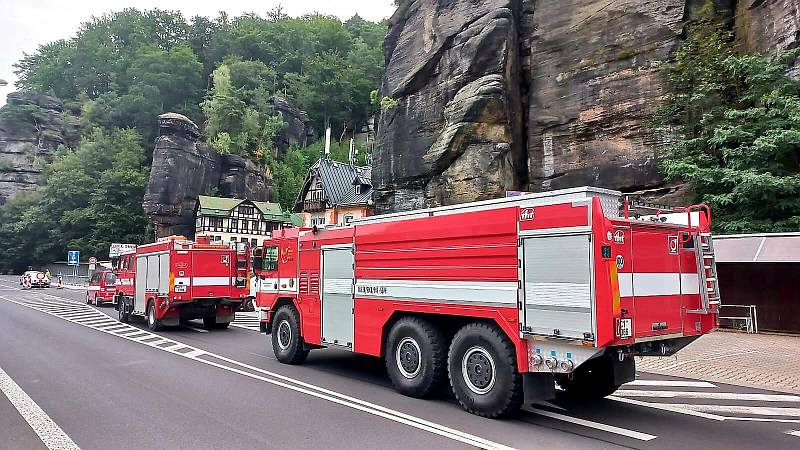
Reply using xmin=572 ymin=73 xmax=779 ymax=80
xmin=0 ymin=0 xmax=396 ymax=105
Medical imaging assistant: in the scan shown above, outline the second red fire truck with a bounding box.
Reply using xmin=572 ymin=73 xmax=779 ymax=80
xmin=251 ymin=186 xmax=721 ymax=418
xmin=114 ymin=236 xmax=250 ymax=331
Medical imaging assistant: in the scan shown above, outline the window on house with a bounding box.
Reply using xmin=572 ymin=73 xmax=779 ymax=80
xmin=310 ymin=217 xmax=326 ymax=227
xmin=231 ymin=219 xmax=238 ymax=231
xmin=251 ymin=238 xmax=258 ymax=247
xmin=355 ymin=185 xmax=361 ymax=194
xmin=252 ymin=220 xmax=259 ymax=232
xmin=242 ymin=220 xmax=249 ymax=232
xmin=240 ymin=206 xmax=254 ymax=215
xmin=344 ymin=215 xmax=354 ymax=225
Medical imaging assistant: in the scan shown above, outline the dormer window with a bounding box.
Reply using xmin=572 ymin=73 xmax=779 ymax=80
xmin=355 ymin=185 xmax=361 ymax=195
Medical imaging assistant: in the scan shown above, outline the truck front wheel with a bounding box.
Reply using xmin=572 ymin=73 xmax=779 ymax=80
xmin=271 ymin=305 xmax=308 ymax=364
xmin=385 ymin=317 xmax=447 ymax=398
xmin=448 ymin=323 xmax=523 ymax=418
xmin=146 ymin=302 xmax=162 ymax=331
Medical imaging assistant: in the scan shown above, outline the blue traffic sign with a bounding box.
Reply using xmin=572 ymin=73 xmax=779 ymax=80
xmin=67 ymin=250 xmax=80 ymax=266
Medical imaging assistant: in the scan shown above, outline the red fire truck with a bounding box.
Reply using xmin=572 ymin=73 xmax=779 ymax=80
xmin=115 ymin=236 xmax=251 ymax=331
xmin=251 ymin=187 xmax=720 ymax=418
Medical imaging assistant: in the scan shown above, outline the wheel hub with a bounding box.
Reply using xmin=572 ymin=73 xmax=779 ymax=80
xmin=395 ymin=337 xmax=422 ymax=379
xmin=462 ymin=346 xmax=496 ymax=394
xmin=277 ymin=320 xmax=292 ymax=350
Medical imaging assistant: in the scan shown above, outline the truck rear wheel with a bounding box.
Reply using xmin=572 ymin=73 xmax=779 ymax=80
xmin=385 ymin=317 xmax=447 ymax=398
xmin=146 ymin=302 xmax=162 ymax=331
xmin=272 ymin=305 xmax=308 ymax=364
xmin=557 ymin=353 xmax=634 ymax=399
xmin=118 ymin=297 xmax=130 ymax=323
xmin=448 ymin=323 xmax=523 ymax=418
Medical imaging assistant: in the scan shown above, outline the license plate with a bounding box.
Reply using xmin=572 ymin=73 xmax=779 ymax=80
xmin=619 ymin=318 xmax=632 ymax=339
xmin=174 ymin=284 xmax=187 ymax=293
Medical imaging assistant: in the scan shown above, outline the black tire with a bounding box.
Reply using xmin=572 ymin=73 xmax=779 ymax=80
xmin=94 ymin=295 xmax=100 ymax=307
xmin=118 ymin=297 xmax=130 ymax=323
xmin=271 ymin=305 xmax=308 ymax=364
xmin=557 ymin=355 xmax=633 ymax=399
xmin=202 ymin=316 xmax=217 ymax=329
xmin=146 ymin=302 xmax=162 ymax=331
xmin=215 ymin=321 xmax=231 ymax=329
xmin=448 ymin=322 xmax=523 ymax=418
xmin=385 ymin=317 xmax=447 ymax=398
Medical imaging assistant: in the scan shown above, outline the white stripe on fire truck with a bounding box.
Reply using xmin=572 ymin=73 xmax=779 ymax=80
xmin=354 ymin=279 xmax=517 ymax=305
xmin=191 ymin=276 xmax=231 ymax=286
xmin=617 ymin=273 xmax=700 ymax=297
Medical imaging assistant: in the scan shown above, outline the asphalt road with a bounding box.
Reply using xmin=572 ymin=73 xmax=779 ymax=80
xmin=0 ymin=275 xmax=798 ymax=449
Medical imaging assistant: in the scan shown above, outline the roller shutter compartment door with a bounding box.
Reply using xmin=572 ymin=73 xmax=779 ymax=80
xmin=522 ymin=234 xmax=594 ymax=340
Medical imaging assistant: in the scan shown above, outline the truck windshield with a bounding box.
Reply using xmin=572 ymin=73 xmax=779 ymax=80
xmin=263 ymin=246 xmax=278 ymax=271
xmin=105 ymin=272 xmax=116 ymax=284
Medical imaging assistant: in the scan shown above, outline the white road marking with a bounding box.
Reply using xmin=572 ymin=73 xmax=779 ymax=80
xmin=609 ymin=396 xmax=726 ymax=421
xmin=0 ymin=366 xmax=80 ymax=450
xmin=785 ymin=430 xmax=800 ymax=437
xmin=653 ymin=403 xmax=800 ymax=417
xmin=529 ymin=408 xmax=657 ymax=441
xmin=659 ymin=350 xmax=761 ymax=370
xmin=1 ymin=293 xmax=515 ymax=450
xmin=624 ymin=379 xmax=717 ymax=388
xmin=615 ymin=390 xmax=800 ymax=402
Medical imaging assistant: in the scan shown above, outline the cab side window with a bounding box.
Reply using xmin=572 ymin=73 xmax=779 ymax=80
xmin=263 ymin=246 xmax=279 ymax=271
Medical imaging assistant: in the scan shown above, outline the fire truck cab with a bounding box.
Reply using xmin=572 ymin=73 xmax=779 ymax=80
xmin=115 ymin=236 xmax=250 ymax=331
xmin=253 ymin=187 xmax=720 ymax=418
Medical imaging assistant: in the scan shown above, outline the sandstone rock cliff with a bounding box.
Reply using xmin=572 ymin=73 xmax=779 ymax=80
xmin=143 ymin=113 xmax=272 ymax=238
xmin=0 ymin=93 xmax=69 ymax=204
xmin=270 ymin=96 xmax=317 ymax=153
xmin=374 ymin=0 xmax=796 ymax=212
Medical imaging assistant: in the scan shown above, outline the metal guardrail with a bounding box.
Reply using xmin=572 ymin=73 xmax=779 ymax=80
xmin=719 ymin=304 xmax=758 ymax=333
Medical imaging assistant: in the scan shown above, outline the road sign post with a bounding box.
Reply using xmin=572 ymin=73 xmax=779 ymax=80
xmin=68 ymin=251 xmax=80 ymax=285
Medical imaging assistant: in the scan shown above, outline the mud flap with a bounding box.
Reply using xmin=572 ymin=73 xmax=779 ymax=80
xmin=523 ymin=372 xmax=556 ymax=404
xmin=613 ymin=355 xmax=636 ymax=386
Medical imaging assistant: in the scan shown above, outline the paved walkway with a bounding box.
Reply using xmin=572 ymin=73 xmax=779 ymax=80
xmin=638 ymin=330 xmax=800 ymax=394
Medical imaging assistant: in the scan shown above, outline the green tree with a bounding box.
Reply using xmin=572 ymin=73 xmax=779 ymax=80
xmin=655 ymin=9 xmax=800 ymax=233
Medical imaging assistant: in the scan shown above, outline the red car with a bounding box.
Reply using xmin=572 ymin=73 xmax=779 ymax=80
xmin=86 ymin=270 xmax=117 ymax=306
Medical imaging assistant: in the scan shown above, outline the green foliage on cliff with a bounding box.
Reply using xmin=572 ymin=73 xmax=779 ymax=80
xmin=656 ymin=10 xmax=800 ymax=233
xmin=0 ymin=129 xmax=150 ymax=272
xmin=2 ymin=8 xmax=385 ymax=270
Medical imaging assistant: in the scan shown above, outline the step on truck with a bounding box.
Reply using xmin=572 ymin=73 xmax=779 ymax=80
xmin=252 ymin=187 xmax=720 ymax=418
xmin=115 ymin=235 xmax=251 ymax=331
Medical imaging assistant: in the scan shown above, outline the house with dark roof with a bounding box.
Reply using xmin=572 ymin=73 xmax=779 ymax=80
xmin=293 ymin=157 xmax=373 ymax=227
xmin=195 ymin=196 xmax=299 ymax=246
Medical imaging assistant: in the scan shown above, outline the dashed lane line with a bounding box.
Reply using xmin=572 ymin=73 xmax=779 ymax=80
xmin=624 ymin=379 xmax=717 ymax=389
xmin=0 ymin=293 xmax=516 ymax=450
xmin=654 ymin=403 xmax=800 ymax=417
xmin=614 ymin=390 xmax=800 ymax=403
xmin=785 ymin=430 xmax=800 ymax=438
xmin=528 ymin=408 xmax=657 ymax=441
xmin=0 ymin=366 xmax=80 ymax=450
xmin=608 ymin=396 xmax=726 ymax=421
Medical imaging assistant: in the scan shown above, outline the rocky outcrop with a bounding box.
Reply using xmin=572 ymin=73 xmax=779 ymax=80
xmin=736 ymin=0 xmax=800 ymax=76
xmin=374 ymin=0 xmax=526 ymax=212
xmin=143 ymin=113 xmax=271 ymax=238
xmin=0 ymin=92 xmax=76 ymax=204
xmin=270 ymin=96 xmax=316 ymax=153
xmin=374 ymin=0 xmax=798 ymax=213
xmin=523 ymin=0 xmax=689 ymax=193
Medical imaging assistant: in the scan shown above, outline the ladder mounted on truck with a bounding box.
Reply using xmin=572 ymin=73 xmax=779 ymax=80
xmin=690 ymin=232 xmax=721 ymax=314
